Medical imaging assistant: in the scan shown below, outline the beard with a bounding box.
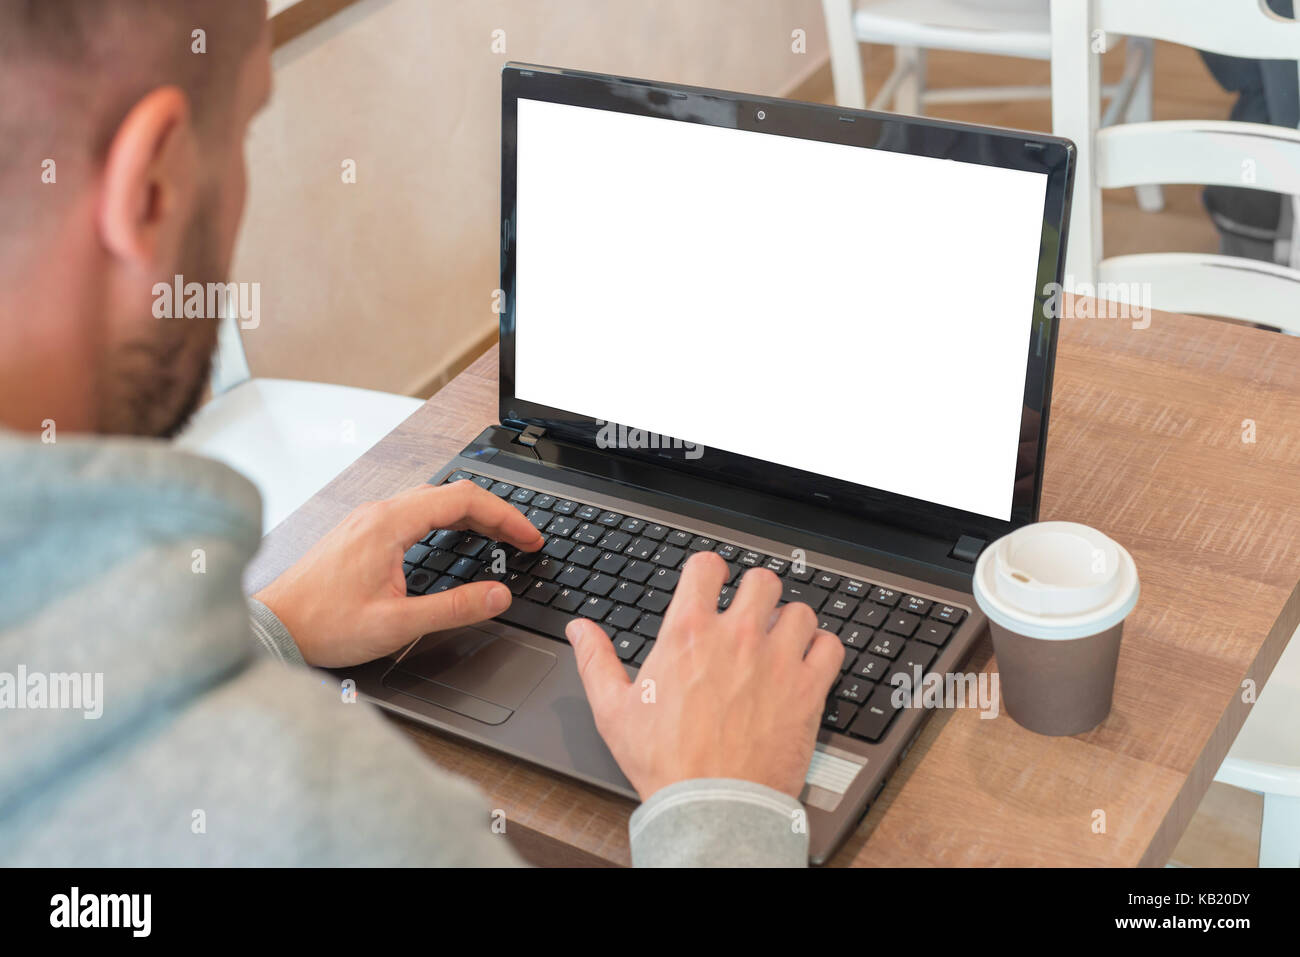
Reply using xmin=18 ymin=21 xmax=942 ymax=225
xmin=97 ymin=194 xmax=226 ymax=439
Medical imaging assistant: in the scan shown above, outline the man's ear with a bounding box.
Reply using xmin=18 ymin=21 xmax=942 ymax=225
xmin=98 ymin=86 xmax=199 ymax=273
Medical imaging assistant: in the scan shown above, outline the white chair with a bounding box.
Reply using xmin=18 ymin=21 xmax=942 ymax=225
xmin=820 ymin=0 xmax=1163 ymax=209
xmin=1050 ymin=0 xmax=1300 ymax=334
xmin=1053 ymin=0 xmax=1300 ymax=866
xmin=175 ymin=310 xmax=423 ymax=533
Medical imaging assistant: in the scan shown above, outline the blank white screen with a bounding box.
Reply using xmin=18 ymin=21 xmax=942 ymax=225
xmin=514 ymin=98 xmax=1047 ymax=520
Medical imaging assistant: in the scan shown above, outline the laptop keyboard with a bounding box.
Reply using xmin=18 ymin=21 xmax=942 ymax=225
xmin=402 ymin=471 xmax=969 ymax=745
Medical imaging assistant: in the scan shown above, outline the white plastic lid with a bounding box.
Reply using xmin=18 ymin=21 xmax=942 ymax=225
xmin=972 ymin=521 xmax=1139 ymax=640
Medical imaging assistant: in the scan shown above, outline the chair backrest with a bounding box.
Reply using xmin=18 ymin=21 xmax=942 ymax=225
xmin=1051 ymin=0 xmax=1300 ymax=331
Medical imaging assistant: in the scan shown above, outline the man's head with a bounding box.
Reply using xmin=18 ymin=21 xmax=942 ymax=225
xmin=0 ymin=0 xmax=270 ymax=437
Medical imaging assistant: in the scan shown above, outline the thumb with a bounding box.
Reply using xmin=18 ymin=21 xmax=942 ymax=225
xmin=566 ymin=617 xmax=630 ymax=722
xmin=383 ymin=580 xmax=513 ymax=640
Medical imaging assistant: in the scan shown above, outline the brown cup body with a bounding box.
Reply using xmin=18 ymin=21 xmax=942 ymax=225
xmin=989 ymin=620 xmax=1123 ymax=736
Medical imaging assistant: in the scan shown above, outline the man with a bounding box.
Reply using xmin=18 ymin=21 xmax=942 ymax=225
xmin=0 ymin=1 xmax=842 ymax=866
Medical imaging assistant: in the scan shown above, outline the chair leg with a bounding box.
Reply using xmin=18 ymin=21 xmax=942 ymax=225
xmin=1125 ymin=38 xmax=1164 ymax=212
xmin=1259 ymin=793 xmax=1300 ymax=867
xmin=894 ymin=45 xmax=925 ymax=115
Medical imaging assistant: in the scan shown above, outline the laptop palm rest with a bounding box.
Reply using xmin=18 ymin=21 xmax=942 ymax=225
xmin=383 ymin=627 xmax=556 ymax=726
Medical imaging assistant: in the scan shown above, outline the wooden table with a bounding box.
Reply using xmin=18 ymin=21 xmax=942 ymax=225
xmin=245 ymin=303 xmax=1300 ymax=867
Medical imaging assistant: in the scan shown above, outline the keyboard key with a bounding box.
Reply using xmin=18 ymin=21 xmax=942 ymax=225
xmin=883 ymin=610 xmax=920 ymax=637
xmin=651 ymin=545 xmax=685 ymax=567
xmin=788 ymin=563 xmax=815 ymax=583
xmin=505 ymin=548 xmax=538 ymax=573
xmin=886 ymin=641 xmax=936 ymax=687
xmin=406 ymin=568 xmax=435 ymax=594
xmin=869 ymin=633 xmax=904 ymax=659
xmin=552 ymin=588 xmax=586 ymax=613
xmin=454 ymin=535 xmax=489 ymax=557
xmin=817 ymin=617 xmax=843 ymax=636
xmin=610 ymin=580 xmax=645 ymax=605
xmin=916 ymin=620 xmax=953 ymax=646
xmin=542 ymin=539 xmax=574 ymax=561
xmin=404 ymin=543 xmax=431 ymax=565
xmin=625 ymin=537 xmax=656 ymax=560
xmin=613 ymin=633 xmax=645 ymax=661
xmin=648 ymin=566 xmax=680 ymax=590
xmin=605 ymin=605 xmax=640 ymax=631
xmin=781 ymin=581 xmax=829 ymax=609
xmin=621 ymin=560 xmax=654 ymax=583
xmin=899 ymin=595 xmax=932 ymax=616
xmin=636 ymin=588 xmax=672 ymax=614
xmin=572 ymin=522 xmax=603 ymax=544
xmin=823 ymin=699 xmax=859 ymax=730
xmin=428 ymin=529 xmax=460 ymax=550
xmin=689 ymin=536 xmax=717 ymax=551
xmin=447 ymin=557 xmax=481 ymax=579
xmin=576 ymin=505 xmax=601 ymax=521
xmin=568 ymin=544 xmax=601 ymax=568
xmin=423 ymin=551 xmax=456 ymax=573
xmin=643 ymin=524 xmax=669 ymax=541
xmin=593 ymin=551 xmax=627 ymax=575
xmin=665 ymin=530 xmax=692 ymax=547
xmin=851 ymin=603 xmax=890 ymax=628
xmin=557 ymin=565 xmax=591 ymax=589
xmin=495 ymin=594 xmax=576 ymax=640
xmin=510 ymin=487 xmax=536 ymax=505
xmin=583 ymin=573 xmax=617 ymax=597
xmin=841 ymin=650 xmax=859 ymax=673
xmin=545 ymin=515 xmax=580 ymax=538
xmin=870 ymin=586 xmax=901 ymax=607
xmin=620 ymin=517 xmax=646 ymax=534
xmin=447 ymin=470 xmax=474 ymax=483
xmin=738 ymin=550 xmax=764 ymax=567
xmin=525 ymin=509 xmax=552 ymax=531
xmin=430 ymin=575 xmax=459 ymax=593
xmin=931 ymin=604 xmax=967 ymax=626
xmin=489 ymin=481 xmax=514 ymax=498
xmin=633 ymin=614 xmax=663 ymax=638
xmin=717 ymin=584 xmax=735 ymax=610
xmin=813 ymin=572 xmax=839 ymax=590
xmin=839 ymin=578 xmax=869 ymax=598
xmin=529 ymin=557 xmax=562 ymax=581
xmin=852 ymin=652 xmax=890 ymax=682
xmin=504 ymin=571 xmax=530 ymax=596
xmin=835 ymin=676 xmax=873 ymax=704
xmin=822 ymin=595 xmax=858 ymax=619
xmin=596 ymin=530 xmax=631 ymax=552
xmin=839 ymin=624 xmax=875 ymax=650
xmin=715 ymin=543 xmax=740 ymax=561
xmin=525 ymin=580 xmax=560 ymax=604
xmin=763 ymin=557 xmax=789 ymax=575
xmin=532 ymin=494 xmax=556 ymax=510
xmin=471 ymin=475 xmax=494 ymax=490
xmin=579 ymin=596 xmax=613 ymax=620
xmin=633 ymin=639 xmax=655 ymax=666
xmin=848 ymin=684 xmax=901 ymax=742
xmin=552 ymin=499 xmax=578 ymax=515
xmin=598 ymin=511 xmax=623 ymax=527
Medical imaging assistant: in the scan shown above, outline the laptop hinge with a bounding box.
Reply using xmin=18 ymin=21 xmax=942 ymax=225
xmin=517 ymin=425 xmax=546 ymax=448
xmin=950 ymin=534 xmax=986 ymax=563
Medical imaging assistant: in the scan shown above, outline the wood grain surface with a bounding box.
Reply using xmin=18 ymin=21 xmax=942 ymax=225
xmin=244 ymin=302 xmax=1300 ymax=866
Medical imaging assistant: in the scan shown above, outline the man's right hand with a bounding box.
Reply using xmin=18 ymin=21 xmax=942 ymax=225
xmin=565 ymin=551 xmax=844 ymax=801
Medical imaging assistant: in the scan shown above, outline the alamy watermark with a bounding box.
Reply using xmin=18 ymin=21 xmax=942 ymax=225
xmin=889 ymin=666 xmax=999 ymax=719
xmin=596 ymin=420 xmax=703 ymax=460
xmin=0 ymin=666 xmax=103 ymax=719
xmin=1043 ymin=278 xmax=1151 ymax=329
xmin=152 ymin=274 xmax=260 ymax=329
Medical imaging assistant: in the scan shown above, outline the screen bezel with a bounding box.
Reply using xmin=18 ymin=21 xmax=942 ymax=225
xmin=498 ymin=63 xmax=1074 ymax=545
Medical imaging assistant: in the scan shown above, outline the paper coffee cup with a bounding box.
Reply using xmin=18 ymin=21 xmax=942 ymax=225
xmin=972 ymin=522 xmax=1139 ymax=736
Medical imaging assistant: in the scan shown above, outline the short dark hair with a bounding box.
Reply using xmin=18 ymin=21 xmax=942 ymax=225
xmin=0 ymin=0 xmax=264 ymax=238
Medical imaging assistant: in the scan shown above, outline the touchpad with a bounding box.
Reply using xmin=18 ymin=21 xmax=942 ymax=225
xmin=383 ymin=627 xmax=556 ymax=726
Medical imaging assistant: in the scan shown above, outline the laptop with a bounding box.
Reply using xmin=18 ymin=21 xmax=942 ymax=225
xmin=339 ymin=63 xmax=1075 ymax=864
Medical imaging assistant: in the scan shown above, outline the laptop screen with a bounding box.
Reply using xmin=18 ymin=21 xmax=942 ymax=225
xmin=512 ymin=96 xmax=1050 ymax=523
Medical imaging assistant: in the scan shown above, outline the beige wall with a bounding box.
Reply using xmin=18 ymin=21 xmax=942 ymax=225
xmin=234 ymin=0 xmax=828 ymax=395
